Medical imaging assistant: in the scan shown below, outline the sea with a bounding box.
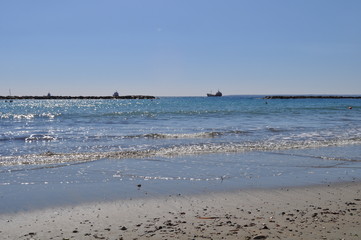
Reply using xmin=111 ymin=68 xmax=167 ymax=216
xmin=1 ymin=96 xmax=361 ymax=212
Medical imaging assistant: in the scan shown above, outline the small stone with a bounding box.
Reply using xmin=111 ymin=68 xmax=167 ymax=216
xmin=253 ymin=235 xmax=267 ymax=240
xmin=261 ymin=225 xmax=269 ymax=230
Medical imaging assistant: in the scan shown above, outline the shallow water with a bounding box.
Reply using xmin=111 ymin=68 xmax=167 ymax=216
xmin=1 ymin=144 xmax=361 ymax=213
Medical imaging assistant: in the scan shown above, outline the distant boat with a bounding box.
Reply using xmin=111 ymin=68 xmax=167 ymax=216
xmin=113 ymin=91 xmax=119 ymax=97
xmin=207 ymin=90 xmax=222 ymax=97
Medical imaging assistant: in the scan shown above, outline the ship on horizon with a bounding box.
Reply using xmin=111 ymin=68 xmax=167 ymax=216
xmin=207 ymin=90 xmax=222 ymax=97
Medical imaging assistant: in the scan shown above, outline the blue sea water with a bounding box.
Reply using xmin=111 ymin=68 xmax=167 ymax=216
xmin=1 ymin=96 xmax=361 ymax=212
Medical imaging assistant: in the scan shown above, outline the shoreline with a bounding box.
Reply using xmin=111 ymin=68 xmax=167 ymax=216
xmin=2 ymin=144 xmax=361 ymax=216
xmin=1 ymin=181 xmax=360 ymax=239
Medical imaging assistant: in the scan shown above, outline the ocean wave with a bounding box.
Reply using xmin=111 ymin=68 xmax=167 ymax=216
xmin=0 ymin=113 xmax=35 ymax=119
xmin=0 ymin=112 xmax=58 ymax=120
xmin=130 ymin=132 xmax=222 ymax=139
xmin=0 ymin=134 xmax=57 ymax=142
xmin=1 ymin=138 xmax=361 ymax=167
xmin=124 ymin=130 xmax=249 ymax=139
xmin=25 ymin=134 xmax=57 ymax=142
xmin=0 ymin=130 xmax=248 ymax=144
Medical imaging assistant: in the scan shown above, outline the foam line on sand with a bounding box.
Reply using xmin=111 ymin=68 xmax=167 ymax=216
xmin=1 ymin=182 xmax=361 ymax=239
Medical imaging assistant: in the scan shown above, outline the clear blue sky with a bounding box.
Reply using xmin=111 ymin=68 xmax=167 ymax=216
xmin=1 ymin=0 xmax=360 ymax=96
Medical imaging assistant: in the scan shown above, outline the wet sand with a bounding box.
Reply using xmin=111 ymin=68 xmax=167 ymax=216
xmin=1 ymin=181 xmax=361 ymax=240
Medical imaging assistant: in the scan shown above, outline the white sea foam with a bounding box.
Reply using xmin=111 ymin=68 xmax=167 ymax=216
xmin=1 ymin=137 xmax=361 ymax=167
xmin=25 ymin=134 xmax=57 ymax=142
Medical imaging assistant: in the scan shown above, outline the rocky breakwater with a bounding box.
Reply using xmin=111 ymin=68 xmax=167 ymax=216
xmin=264 ymin=95 xmax=361 ymax=99
xmin=0 ymin=95 xmax=157 ymax=100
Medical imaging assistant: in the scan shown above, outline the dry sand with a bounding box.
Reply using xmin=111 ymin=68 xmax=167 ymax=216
xmin=1 ymin=182 xmax=361 ymax=240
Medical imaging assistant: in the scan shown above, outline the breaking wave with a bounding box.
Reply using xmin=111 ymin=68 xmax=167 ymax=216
xmin=0 ymin=134 xmax=57 ymax=142
xmin=0 ymin=112 xmax=58 ymax=120
xmin=126 ymin=130 xmax=248 ymax=139
xmin=25 ymin=134 xmax=57 ymax=142
xmin=1 ymin=137 xmax=361 ymax=167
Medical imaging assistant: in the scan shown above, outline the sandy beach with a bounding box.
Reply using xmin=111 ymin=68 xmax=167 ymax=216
xmin=1 ymin=182 xmax=360 ymax=240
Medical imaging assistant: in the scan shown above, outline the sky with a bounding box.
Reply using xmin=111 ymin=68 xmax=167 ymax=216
xmin=1 ymin=0 xmax=361 ymax=97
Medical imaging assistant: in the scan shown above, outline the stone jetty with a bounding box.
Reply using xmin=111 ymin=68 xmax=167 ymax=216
xmin=264 ymin=95 xmax=361 ymax=99
xmin=0 ymin=95 xmax=157 ymax=100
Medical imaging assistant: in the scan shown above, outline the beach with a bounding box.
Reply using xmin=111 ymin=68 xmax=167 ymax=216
xmin=1 ymin=181 xmax=360 ymax=240
xmin=3 ymin=0 xmax=361 ymax=237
